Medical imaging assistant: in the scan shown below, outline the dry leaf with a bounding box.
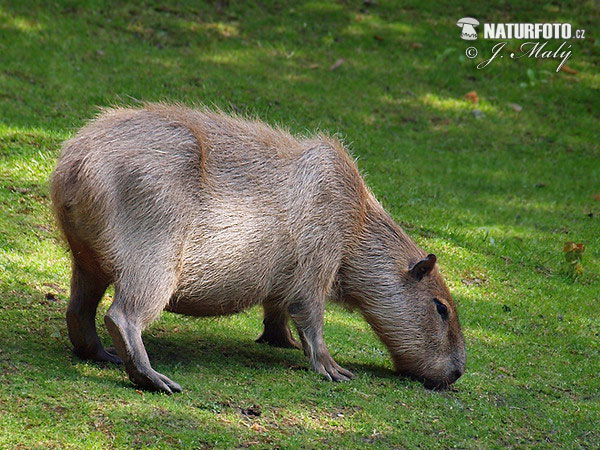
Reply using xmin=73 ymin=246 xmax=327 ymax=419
xmin=563 ymin=242 xmax=585 ymax=277
xmin=464 ymin=91 xmax=479 ymax=103
xmin=560 ymin=65 xmax=578 ymax=74
xmin=373 ymin=35 xmax=384 ymax=41
xmin=593 ymin=193 xmax=600 ymax=201
xmin=307 ymin=63 xmax=319 ymax=69
xmin=563 ymin=242 xmax=585 ymax=257
xmin=508 ymin=103 xmax=523 ymax=112
xmin=249 ymin=423 xmax=267 ymax=433
xmin=411 ymin=42 xmax=423 ymax=49
xmin=329 ymin=58 xmax=345 ymax=71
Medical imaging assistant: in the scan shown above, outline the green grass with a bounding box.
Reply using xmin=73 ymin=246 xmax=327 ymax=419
xmin=0 ymin=0 xmax=598 ymax=447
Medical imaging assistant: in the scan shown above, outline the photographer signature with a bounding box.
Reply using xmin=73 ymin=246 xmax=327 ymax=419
xmin=478 ymin=41 xmax=572 ymax=72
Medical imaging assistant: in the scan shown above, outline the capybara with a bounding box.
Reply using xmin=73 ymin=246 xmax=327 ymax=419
xmin=50 ymin=104 xmax=466 ymax=393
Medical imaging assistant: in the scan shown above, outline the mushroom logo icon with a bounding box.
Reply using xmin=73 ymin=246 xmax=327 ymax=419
xmin=457 ymin=17 xmax=479 ymax=40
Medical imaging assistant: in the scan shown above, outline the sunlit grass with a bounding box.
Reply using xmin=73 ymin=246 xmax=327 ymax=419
xmin=0 ymin=9 xmax=43 ymax=32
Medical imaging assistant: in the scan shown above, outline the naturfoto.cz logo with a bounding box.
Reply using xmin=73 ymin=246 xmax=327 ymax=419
xmin=457 ymin=17 xmax=586 ymax=72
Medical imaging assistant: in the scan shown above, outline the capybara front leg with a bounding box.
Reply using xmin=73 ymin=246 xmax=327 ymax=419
xmin=104 ymin=303 xmax=181 ymax=394
xmin=256 ymin=301 xmax=302 ymax=349
xmin=66 ymin=264 xmax=121 ymax=364
xmin=288 ymin=299 xmax=355 ymax=382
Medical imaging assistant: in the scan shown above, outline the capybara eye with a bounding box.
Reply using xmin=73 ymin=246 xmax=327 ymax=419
xmin=434 ymin=299 xmax=448 ymax=320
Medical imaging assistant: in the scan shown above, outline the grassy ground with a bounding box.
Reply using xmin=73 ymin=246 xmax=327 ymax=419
xmin=0 ymin=0 xmax=598 ymax=448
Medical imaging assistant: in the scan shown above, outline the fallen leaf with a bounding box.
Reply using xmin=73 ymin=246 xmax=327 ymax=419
xmin=307 ymin=63 xmax=319 ymax=69
xmin=563 ymin=242 xmax=585 ymax=277
xmin=411 ymin=42 xmax=423 ymax=49
xmin=508 ymin=103 xmax=523 ymax=112
xmin=249 ymin=423 xmax=267 ymax=433
xmin=560 ymin=65 xmax=578 ymax=74
xmin=329 ymin=58 xmax=345 ymax=71
xmin=593 ymin=193 xmax=600 ymax=201
xmin=563 ymin=242 xmax=585 ymax=257
xmin=464 ymin=91 xmax=479 ymax=103
xmin=373 ymin=35 xmax=384 ymax=41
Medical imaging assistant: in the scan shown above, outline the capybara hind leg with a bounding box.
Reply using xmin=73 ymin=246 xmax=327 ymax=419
xmin=288 ymin=298 xmax=355 ymax=382
xmin=256 ymin=302 xmax=302 ymax=349
xmin=67 ymin=265 xmax=121 ymax=364
xmin=104 ymin=284 xmax=181 ymax=394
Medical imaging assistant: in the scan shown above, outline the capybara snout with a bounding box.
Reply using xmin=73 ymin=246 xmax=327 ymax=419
xmin=51 ymin=103 xmax=466 ymax=392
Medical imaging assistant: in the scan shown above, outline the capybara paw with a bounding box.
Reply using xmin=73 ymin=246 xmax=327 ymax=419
xmin=314 ymin=358 xmax=355 ymax=382
xmin=130 ymin=369 xmax=182 ymax=394
xmin=256 ymin=331 xmax=302 ymax=350
xmin=74 ymin=346 xmax=123 ymax=364
xmin=101 ymin=347 xmax=123 ymax=364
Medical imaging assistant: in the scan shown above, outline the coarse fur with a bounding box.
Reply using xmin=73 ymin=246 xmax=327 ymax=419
xmin=51 ymin=103 xmax=466 ymax=393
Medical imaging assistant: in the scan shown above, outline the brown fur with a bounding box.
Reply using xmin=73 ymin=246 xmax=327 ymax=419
xmin=50 ymin=104 xmax=465 ymax=392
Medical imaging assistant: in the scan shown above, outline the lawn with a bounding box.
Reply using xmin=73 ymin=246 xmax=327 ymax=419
xmin=0 ymin=0 xmax=598 ymax=448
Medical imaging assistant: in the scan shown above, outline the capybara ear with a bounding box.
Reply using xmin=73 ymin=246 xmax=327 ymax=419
xmin=409 ymin=254 xmax=437 ymax=281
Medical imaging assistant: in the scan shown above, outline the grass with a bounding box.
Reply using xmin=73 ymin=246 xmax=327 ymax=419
xmin=0 ymin=0 xmax=598 ymax=447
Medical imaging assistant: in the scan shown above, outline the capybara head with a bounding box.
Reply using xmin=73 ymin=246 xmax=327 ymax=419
xmin=389 ymin=253 xmax=466 ymax=389
xmin=347 ymin=235 xmax=466 ymax=389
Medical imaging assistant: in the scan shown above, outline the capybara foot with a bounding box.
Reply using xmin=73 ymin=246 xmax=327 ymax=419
xmin=313 ymin=354 xmax=355 ymax=382
xmin=256 ymin=328 xmax=302 ymax=350
xmin=74 ymin=345 xmax=123 ymax=364
xmin=129 ymin=368 xmax=182 ymax=394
